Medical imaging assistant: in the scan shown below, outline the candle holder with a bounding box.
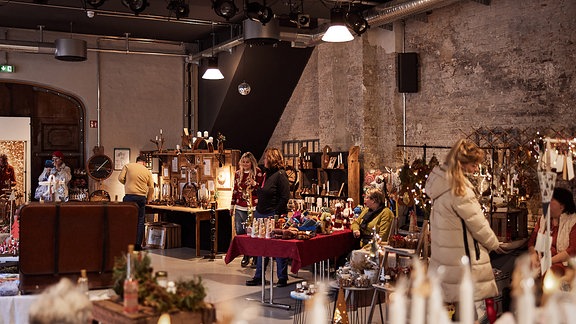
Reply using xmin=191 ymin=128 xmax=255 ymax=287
xmin=150 ymin=133 xmax=165 ymax=152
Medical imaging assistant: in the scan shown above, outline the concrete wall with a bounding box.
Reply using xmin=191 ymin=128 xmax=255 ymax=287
xmin=268 ymin=0 xmax=576 ymax=170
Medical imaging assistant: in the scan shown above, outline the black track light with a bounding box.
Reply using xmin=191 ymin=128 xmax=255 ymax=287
xmin=212 ymin=0 xmax=238 ymax=21
xmin=346 ymin=11 xmax=369 ymax=36
xmin=246 ymin=1 xmax=273 ymax=25
xmin=167 ymin=0 xmax=190 ymax=19
xmin=86 ymin=0 xmax=106 ymax=8
xmin=121 ymin=0 xmax=149 ymax=15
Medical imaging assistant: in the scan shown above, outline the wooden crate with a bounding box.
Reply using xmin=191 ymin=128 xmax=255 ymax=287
xmin=490 ymin=208 xmax=528 ymax=242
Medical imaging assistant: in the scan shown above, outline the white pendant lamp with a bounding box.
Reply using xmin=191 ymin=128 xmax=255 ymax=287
xmin=322 ymin=8 xmax=354 ymax=43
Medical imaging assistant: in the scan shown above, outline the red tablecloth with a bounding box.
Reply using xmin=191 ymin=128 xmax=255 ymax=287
xmin=224 ymin=230 xmax=354 ymax=273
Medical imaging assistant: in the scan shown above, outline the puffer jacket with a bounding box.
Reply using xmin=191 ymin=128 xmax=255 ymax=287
xmin=425 ymin=165 xmax=500 ymax=302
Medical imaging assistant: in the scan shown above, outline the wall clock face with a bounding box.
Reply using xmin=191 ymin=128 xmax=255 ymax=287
xmin=87 ymin=154 xmax=113 ymax=180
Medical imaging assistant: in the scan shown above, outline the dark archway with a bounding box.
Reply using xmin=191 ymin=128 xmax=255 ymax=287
xmin=0 ymin=81 xmax=85 ymax=198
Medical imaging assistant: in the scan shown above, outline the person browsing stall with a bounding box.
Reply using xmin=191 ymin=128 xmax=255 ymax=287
xmin=47 ymin=151 xmax=72 ymax=202
xmin=528 ymin=187 xmax=576 ymax=276
xmin=245 ymin=148 xmax=291 ymax=288
xmin=351 ymin=188 xmax=394 ymax=247
xmin=231 ymin=152 xmax=264 ymax=268
xmin=118 ymin=155 xmax=154 ymax=250
xmin=425 ymin=139 xmax=506 ymax=319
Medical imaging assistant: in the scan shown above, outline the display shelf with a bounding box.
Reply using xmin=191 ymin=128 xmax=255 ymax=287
xmin=296 ymin=146 xmax=360 ymax=205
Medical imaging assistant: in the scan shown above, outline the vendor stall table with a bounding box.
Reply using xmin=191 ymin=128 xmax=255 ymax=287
xmin=145 ymin=205 xmax=231 ymax=257
xmin=225 ymin=230 xmax=354 ymax=309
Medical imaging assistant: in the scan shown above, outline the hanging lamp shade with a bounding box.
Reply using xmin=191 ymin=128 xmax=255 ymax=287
xmin=322 ymin=8 xmax=354 ymax=43
xmin=202 ymin=57 xmax=224 ymax=80
xmin=54 ymin=38 xmax=87 ymax=61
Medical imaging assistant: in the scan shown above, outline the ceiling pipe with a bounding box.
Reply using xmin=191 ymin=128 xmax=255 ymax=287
xmin=194 ymin=0 xmax=466 ymax=57
xmin=0 ymin=0 xmax=234 ymax=29
xmin=0 ymin=0 xmax=465 ymax=60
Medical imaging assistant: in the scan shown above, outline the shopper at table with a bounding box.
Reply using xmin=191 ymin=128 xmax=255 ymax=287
xmin=351 ymin=187 xmax=394 ymax=247
xmin=231 ymin=151 xmax=264 ymax=267
xmin=245 ymin=147 xmax=291 ymax=287
xmin=44 ymin=151 xmax=72 ymax=202
xmin=118 ymin=155 xmax=154 ymax=250
xmin=425 ymin=138 xmax=506 ymax=319
xmin=528 ymin=187 xmax=576 ymax=277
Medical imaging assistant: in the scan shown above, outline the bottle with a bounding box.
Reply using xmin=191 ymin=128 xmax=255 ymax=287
xmin=123 ymin=244 xmax=139 ymax=314
xmin=77 ymin=269 xmax=89 ymax=295
xmin=333 ymin=203 xmax=343 ymax=229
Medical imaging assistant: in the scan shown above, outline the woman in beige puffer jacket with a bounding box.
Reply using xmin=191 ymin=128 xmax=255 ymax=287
xmin=425 ymin=139 xmax=506 ymax=304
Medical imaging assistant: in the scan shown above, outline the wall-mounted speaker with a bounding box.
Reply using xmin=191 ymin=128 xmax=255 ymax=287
xmin=397 ymin=52 xmax=419 ymax=93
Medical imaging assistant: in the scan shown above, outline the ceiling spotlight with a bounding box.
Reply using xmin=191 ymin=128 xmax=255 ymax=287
xmin=202 ymin=57 xmax=224 ymax=80
xmin=346 ymin=12 xmax=369 ymax=36
xmin=86 ymin=0 xmax=106 ymax=8
xmin=121 ymin=0 xmax=149 ymax=15
xmin=213 ymin=0 xmax=238 ymax=21
xmin=246 ymin=1 xmax=273 ymax=25
xmin=167 ymin=0 xmax=190 ymax=19
xmin=322 ymin=7 xmax=354 ymax=43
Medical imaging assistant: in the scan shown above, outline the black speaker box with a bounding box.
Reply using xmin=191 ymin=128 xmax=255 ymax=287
xmin=397 ymin=52 xmax=419 ymax=93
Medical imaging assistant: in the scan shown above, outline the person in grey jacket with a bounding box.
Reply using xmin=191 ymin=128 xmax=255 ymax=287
xmin=425 ymin=139 xmax=506 ymax=317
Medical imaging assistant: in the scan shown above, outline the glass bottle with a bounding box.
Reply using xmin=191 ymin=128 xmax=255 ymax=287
xmin=77 ymin=269 xmax=89 ymax=295
xmin=123 ymin=244 xmax=139 ymax=314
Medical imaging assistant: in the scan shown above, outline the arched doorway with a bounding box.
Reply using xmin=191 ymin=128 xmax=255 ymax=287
xmin=0 ymin=81 xmax=85 ymax=200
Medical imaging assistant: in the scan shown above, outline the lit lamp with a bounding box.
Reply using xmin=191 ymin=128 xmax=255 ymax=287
xmin=202 ymin=57 xmax=224 ymax=80
xmin=322 ymin=8 xmax=354 ymax=43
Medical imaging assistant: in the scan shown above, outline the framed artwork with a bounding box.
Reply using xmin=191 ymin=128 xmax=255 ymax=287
xmin=114 ymin=148 xmax=130 ymax=170
xmin=144 ymin=225 xmax=166 ymax=249
xmin=216 ymin=165 xmax=232 ymax=189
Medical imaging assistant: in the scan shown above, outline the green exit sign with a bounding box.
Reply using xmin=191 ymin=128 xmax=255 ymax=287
xmin=0 ymin=65 xmax=15 ymax=73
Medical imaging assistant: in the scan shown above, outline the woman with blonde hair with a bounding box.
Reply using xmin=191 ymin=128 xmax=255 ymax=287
xmin=231 ymin=152 xmax=264 ymax=267
xmin=246 ymin=147 xmax=291 ymax=287
xmin=425 ymin=139 xmax=506 ymax=319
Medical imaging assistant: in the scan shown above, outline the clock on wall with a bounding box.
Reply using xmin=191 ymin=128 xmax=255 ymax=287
xmin=86 ymin=154 xmax=113 ymax=181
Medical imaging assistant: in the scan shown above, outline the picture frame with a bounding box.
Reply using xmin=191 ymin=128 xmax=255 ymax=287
xmin=327 ymin=156 xmax=337 ymax=169
xmin=144 ymin=225 xmax=166 ymax=249
xmin=114 ymin=148 xmax=130 ymax=170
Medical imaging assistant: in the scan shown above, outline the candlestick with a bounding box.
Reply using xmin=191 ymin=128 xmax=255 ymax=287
xmin=459 ymin=256 xmax=474 ymax=324
xmin=390 ymin=278 xmax=407 ymax=324
xmin=410 ymin=259 xmax=426 ymax=324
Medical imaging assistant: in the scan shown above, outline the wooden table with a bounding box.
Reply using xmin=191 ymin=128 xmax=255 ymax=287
xmin=146 ymin=205 xmax=228 ymax=257
xmin=92 ymin=299 xmax=216 ymax=324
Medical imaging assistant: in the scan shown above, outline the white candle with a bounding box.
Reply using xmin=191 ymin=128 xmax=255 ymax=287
xmin=155 ymin=136 xmax=158 ymax=141
xmin=459 ymin=256 xmax=474 ymax=324
xmin=160 ymin=128 xmax=163 ymax=134
xmin=517 ymin=276 xmax=535 ymax=324
xmin=197 ymin=131 xmax=202 ymax=138
xmin=203 ymin=131 xmax=209 ymax=138
xmin=410 ymin=260 xmax=425 ymax=324
xmin=428 ymin=275 xmax=444 ymax=324
xmin=390 ymin=278 xmax=407 ymax=324
xmin=208 ymin=136 xmax=213 ymax=143
xmin=176 ymin=145 xmax=180 ymax=150
xmin=192 ymin=137 xmax=197 ymax=143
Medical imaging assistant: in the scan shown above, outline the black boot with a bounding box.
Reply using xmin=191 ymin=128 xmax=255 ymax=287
xmin=241 ymin=255 xmax=250 ymax=268
xmin=250 ymin=256 xmax=258 ymax=268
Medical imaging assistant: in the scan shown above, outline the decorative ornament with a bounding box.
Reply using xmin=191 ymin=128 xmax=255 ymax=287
xmin=238 ymin=81 xmax=251 ymax=95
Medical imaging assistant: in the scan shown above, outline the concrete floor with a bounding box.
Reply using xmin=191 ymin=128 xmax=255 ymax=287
xmin=146 ymin=247 xmax=332 ymax=324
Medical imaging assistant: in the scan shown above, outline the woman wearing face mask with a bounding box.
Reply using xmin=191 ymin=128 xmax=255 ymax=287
xmin=528 ymin=187 xmax=576 ymax=276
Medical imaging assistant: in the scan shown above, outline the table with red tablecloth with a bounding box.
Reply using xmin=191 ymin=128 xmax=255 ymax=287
xmin=225 ymin=229 xmax=354 ymax=273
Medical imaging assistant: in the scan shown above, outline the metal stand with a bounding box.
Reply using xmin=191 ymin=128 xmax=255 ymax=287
xmin=203 ymin=209 xmax=217 ymax=261
xmin=246 ymin=257 xmax=291 ymax=310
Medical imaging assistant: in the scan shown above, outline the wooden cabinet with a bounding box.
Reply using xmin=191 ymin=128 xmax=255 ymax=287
xmin=151 ymin=148 xmax=240 ymax=209
xmin=296 ymin=146 xmax=360 ymax=206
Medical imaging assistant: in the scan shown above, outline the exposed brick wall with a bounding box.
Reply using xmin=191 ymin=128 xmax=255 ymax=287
xmin=268 ymin=0 xmax=576 ymax=170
